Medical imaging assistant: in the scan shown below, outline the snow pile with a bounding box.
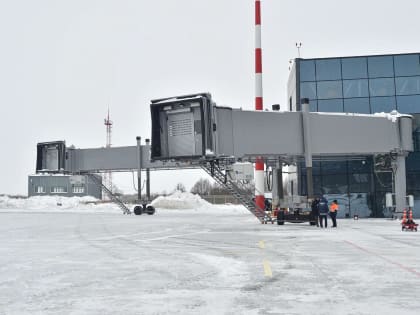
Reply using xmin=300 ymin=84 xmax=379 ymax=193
xmin=373 ymin=110 xmax=408 ymax=122
xmin=151 ymin=191 xmax=211 ymax=209
xmin=0 ymin=195 xmax=120 ymax=212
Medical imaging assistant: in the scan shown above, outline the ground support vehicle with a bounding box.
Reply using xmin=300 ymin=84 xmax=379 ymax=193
xmin=275 ymin=207 xmax=317 ymax=226
xmin=133 ymin=202 xmax=156 ymax=215
xmin=272 ymin=196 xmax=317 ymax=226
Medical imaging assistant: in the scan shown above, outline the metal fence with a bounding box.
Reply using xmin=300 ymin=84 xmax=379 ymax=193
xmin=201 ymin=195 xmax=241 ymax=205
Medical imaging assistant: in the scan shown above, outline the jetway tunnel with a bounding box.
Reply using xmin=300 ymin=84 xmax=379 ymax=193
xmin=35 ymin=93 xmax=414 ymax=217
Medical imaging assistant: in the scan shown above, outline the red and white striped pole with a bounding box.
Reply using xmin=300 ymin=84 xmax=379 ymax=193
xmin=255 ymin=0 xmax=265 ymax=214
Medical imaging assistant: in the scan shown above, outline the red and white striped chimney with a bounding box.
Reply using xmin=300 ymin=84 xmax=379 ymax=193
xmin=254 ymin=0 xmax=265 ymax=214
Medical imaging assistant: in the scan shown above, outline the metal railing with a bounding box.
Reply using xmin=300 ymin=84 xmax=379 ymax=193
xmin=86 ymin=173 xmax=131 ymax=214
xmin=201 ymin=162 xmax=267 ymax=223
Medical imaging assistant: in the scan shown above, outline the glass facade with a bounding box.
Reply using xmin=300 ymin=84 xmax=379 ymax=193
xmin=297 ymin=53 xmax=420 ymax=115
xmin=291 ymin=53 xmax=420 ymax=217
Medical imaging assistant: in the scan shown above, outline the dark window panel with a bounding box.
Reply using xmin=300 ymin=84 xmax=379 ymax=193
xmin=394 ymin=54 xmax=420 ymax=76
xmin=370 ymin=96 xmax=396 ymax=113
xmin=374 ymin=172 xmax=392 ymax=191
xmin=313 ymin=175 xmax=323 ymax=195
xmin=317 ymin=80 xmax=343 ymax=99
xmin=344 ymin=98 xmax=370 ymax=114
xmin=368 ymin=56 xmax=394 ymax=78
xmin=322 ymin=174 xmax=348 ymax=194
xmin=414 ymin=130 xmax=420 ymax=152
xmin=300 ymin=60 xmax=316 ymax=81
xmin=395 ymin=76 xmax=420 ymax=95
xmin=318 ymin=99 xmax=343 ymax=112
xmin=342 ymin=57 xmax=368 ymax=79
xmin=407 ymin=172 xmax=420 ymax=190
xmin=369 ymin=78 xmax=395 ymax=97
xmin=316 ymin=59 xmax=342 ymax=81
xmin=349 ymin=173 xmax=371 ymax=192
xmin=397 ymin=95 xmax=420 ymax=114
xmin=343 ymin=79 xmax=369 ymax=98
xmin=321 ymin=160 xmax=348 ymax=174
xmin=348 ymin=158 xmax=372 ymax=172
xmin=300 ymin=82 xmax=317 ymax=99
xmin=300 ymin=175 xmax=323 ymax=196
xmin=373 ymin=191 xmax=388 ymax=217
xmin=299 ymin=160 xmax=321 ymax=175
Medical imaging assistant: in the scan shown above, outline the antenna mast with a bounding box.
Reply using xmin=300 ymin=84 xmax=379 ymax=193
xmin=296 ymin=42 xmax=302 ymax=58
xmin=103 ymin=108 xmax=113 ymax=195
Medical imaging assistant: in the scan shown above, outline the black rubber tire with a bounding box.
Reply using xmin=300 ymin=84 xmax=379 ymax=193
xmin=134 ymin=205 xmax=142 ymax=215
xmin=146 ymin=205 xmax=155 ymax=215
xmin=277 ymin=211 xmax=285 ymax=225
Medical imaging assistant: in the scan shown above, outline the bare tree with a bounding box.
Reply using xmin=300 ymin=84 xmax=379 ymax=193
xmin=190 ymin=178 xmax=212 ymax=195
xmin=175 ymin=182 xmax=186 ymax=193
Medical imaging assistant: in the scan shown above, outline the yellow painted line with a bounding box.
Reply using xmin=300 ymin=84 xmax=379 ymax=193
xmin=258 ymin=240 xmax=265 ymax=249
xmin=263 ymin=259 xmax=272 ymax=277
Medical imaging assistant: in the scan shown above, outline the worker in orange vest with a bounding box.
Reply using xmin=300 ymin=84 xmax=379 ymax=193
xmin=329 ymin=200 xmax=339 ymax=228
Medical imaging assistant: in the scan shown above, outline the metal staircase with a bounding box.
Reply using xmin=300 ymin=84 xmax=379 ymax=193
xmin=201 ymin=161 xmax=267 ymax=223
xmin=86 ymin=173 xmax=131 ymax=214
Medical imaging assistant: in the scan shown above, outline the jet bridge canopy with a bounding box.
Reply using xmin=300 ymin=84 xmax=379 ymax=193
xmin=150 ymin=93 xmax=215 ymax=161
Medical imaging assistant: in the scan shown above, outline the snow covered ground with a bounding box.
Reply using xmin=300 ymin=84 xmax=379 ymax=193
xmin=1 ymin=193 xmax=420 ymax=314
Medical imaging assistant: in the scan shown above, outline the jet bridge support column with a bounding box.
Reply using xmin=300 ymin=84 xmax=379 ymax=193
xmin=272 ymin=159 xmax=283 ymax=208
xmin=145 ymin=138 xmax=151 ymax=200
xmin=394 ymin=154 xmax=407 ymax=213
xmin=136 ymin=136 xmax=142 ymax=202
xmin=302 ymin=98 xmax=314 ymax=199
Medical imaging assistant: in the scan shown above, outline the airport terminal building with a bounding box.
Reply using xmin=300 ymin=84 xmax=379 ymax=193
xmin=288 ymin=53 xmax=420 ymax=217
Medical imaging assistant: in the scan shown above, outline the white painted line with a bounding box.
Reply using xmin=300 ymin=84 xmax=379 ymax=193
xmin=134 ymin=230 xmax=211 ymax=242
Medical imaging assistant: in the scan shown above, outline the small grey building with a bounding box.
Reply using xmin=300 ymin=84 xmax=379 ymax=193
xmin=28 ymin=174 xmax=102 ymax=199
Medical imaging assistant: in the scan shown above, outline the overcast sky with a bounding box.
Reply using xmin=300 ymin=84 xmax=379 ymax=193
xmin=1 ymin=0 xmax=420 ymax=196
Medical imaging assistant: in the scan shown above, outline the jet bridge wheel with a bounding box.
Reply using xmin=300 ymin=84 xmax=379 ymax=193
xmin=146 ymin=205 xmax=155 ymax=215
xmin=134 ymin=206 xmax=143 ymax=215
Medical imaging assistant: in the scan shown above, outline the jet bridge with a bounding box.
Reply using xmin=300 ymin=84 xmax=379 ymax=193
xmin=150 ymin=93 xmax=414 ymax=214
xmin=35 ymin=93 xmax=414 ymax=217
xmin=150 ymin=94 xmax=413 ymax=160
xmin=36 ymin=142 xmax=197 ymax=174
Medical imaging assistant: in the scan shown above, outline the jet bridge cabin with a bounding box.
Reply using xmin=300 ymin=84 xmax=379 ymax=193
xmin=150 ymin=93 xmax=215 ymax=161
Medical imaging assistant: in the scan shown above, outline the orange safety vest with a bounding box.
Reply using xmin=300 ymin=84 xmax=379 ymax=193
xmin=330 ymin=203 xmax=339 ymax=212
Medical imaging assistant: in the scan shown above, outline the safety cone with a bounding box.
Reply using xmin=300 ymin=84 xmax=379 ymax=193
xmin=402 ymin=209 xmax=407 ymax=224
xmin=409 ymin=209 xmax=413 ymax=221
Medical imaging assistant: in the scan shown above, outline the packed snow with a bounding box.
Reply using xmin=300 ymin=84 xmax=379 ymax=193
xmin=373 ymin=110 xmax=411 ymax=122
xmin=0 ymin=191 xmax=249 ymax=215
xmin=0 ymin=195 xmax=121 ymax=213
xmin=151 ymin=190 xmax=211 ymax=209
xmin=1 ymin=192 xmax=420 ymax=314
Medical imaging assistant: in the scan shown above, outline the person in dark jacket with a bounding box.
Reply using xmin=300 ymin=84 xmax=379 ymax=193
xmin=318 ymin=196 xmax=329 ymax=228
xmin=311 ymin=197 xmax=320 ymax=227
